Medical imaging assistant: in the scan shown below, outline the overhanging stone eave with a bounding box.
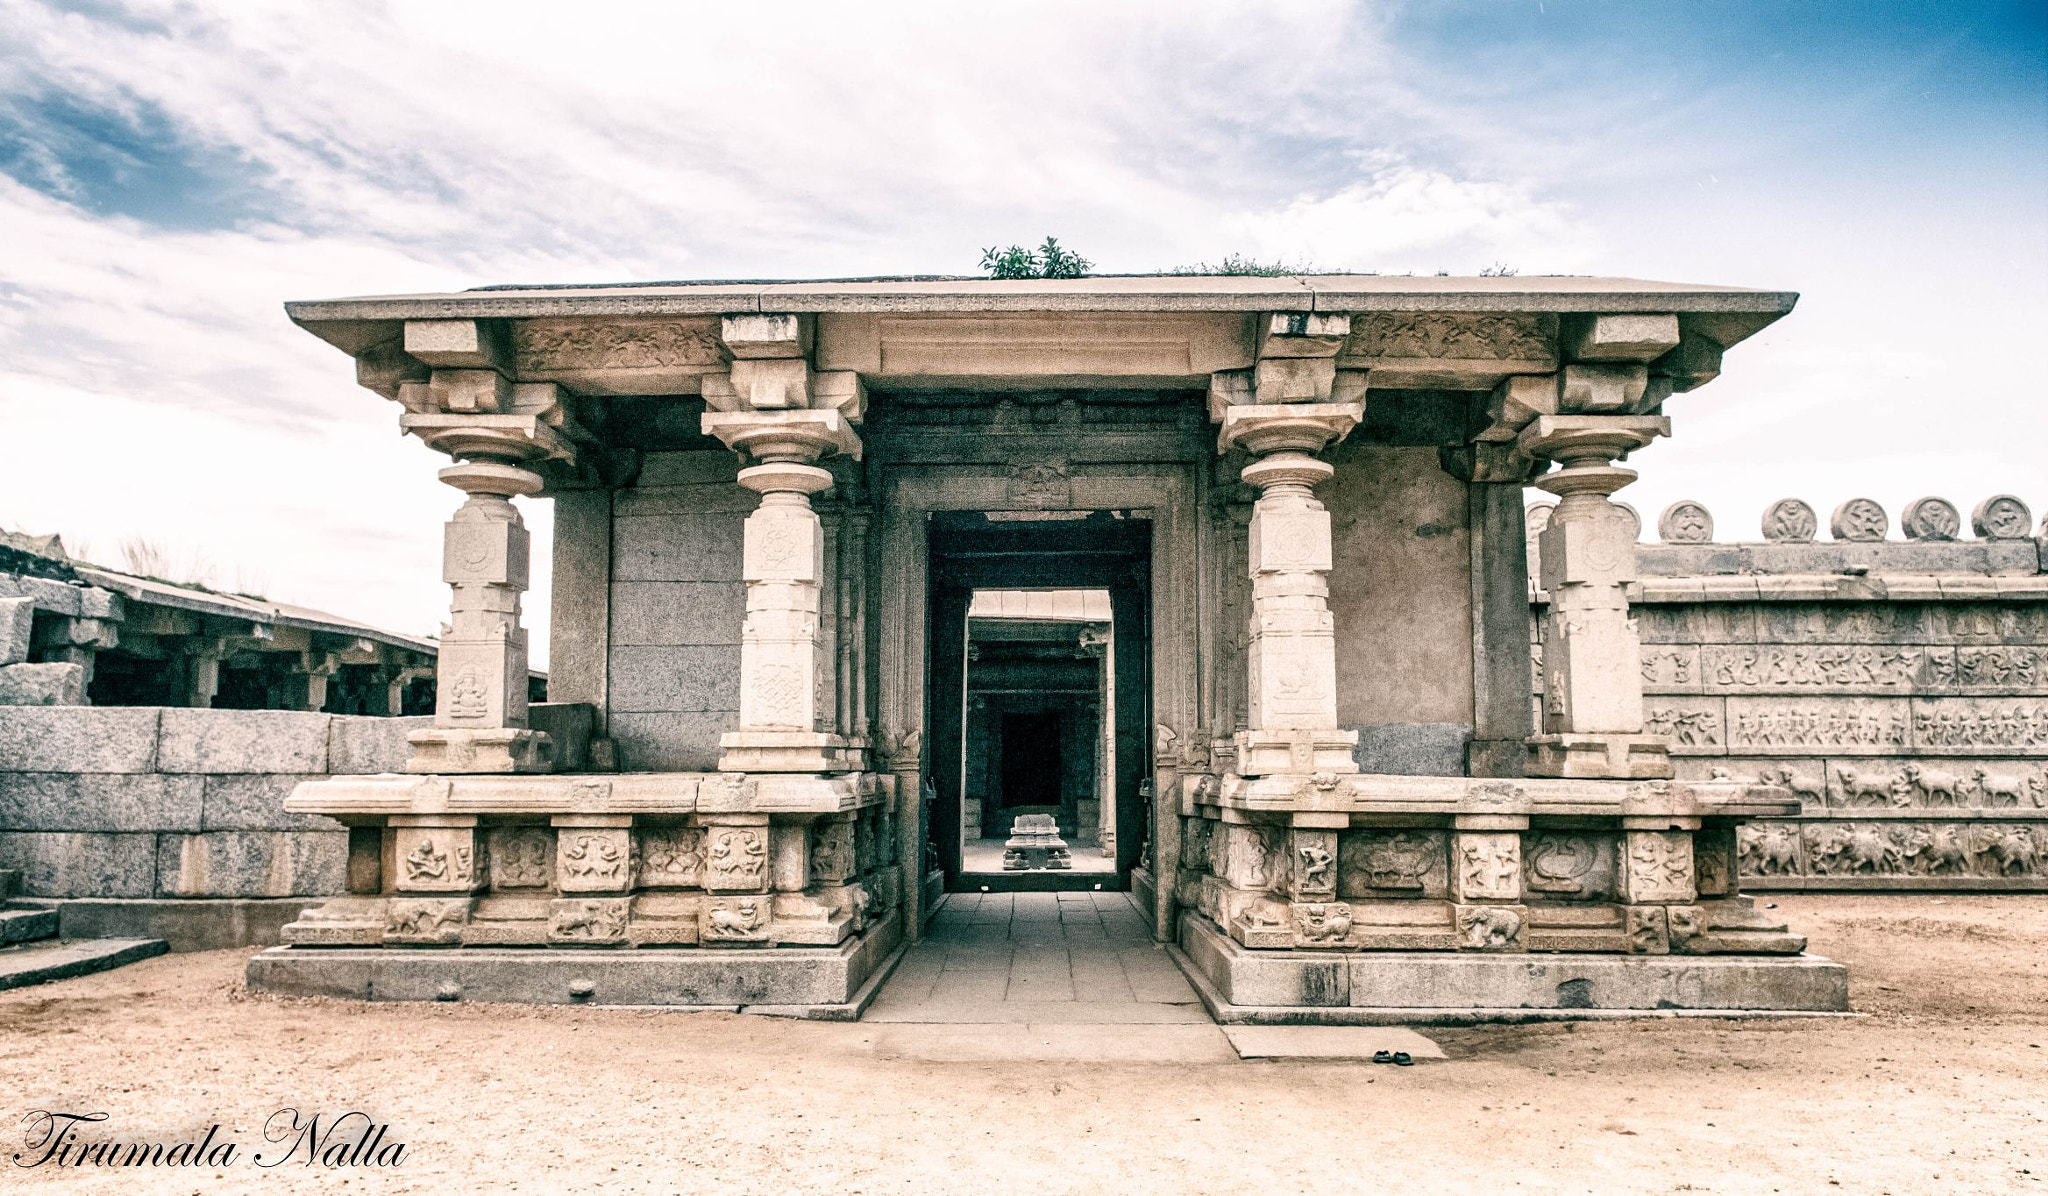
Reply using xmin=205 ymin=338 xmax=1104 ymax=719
xmin=283 ymin=275 xmax=1797 ymax=337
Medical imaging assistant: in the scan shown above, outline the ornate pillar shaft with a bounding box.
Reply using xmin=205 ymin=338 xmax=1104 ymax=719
xmin=736 ymin=463 xmax=831 ymax=736
xmin=1519 ymin=414 xmax=1673 ymax=779
xmin=1243 ymin=450 xmax=1340 ymax=733
xmin=698 ymin=316 xmax=867 ymax=774
xmin=1216 ymin=402 xmax=1363 ymax=777
xmin=390 ymin=321 xmax=580 ymax=773
xmin=408 ymin=459 xmax=554 ymax=773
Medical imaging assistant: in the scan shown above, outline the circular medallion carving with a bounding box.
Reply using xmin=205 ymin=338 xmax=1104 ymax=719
xmin=1830 ymin=498 xmax=1889 ymax=542
xmin=1901 ymin=497 xmax=1961 ymax=541
xmin=1657 ymin=501 xmax=1714 ymax=543
xmin=1973 ymin=494 xmax=2034 ymax=540
xmin=1761 ymin=499 xmax=1817 ymax=543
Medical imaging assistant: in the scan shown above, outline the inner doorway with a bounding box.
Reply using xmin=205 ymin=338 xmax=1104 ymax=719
xmin=925 ymin=512 xmax=1151 ymax=892
xmin=959 ymin=588 xmax=1118 ymax=877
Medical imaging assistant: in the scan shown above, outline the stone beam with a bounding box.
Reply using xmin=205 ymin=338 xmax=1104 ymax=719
xmin=721 ymin=313 xmax=814 ymax=359
xmin=404 ymin=319 xmax=509 ymax=372
xmin=1563 ymin=314 xmax=1680 ymax=363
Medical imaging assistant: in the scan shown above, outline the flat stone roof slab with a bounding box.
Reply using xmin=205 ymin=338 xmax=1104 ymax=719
xmin=289 ymin=274 xmax=1796 ymax=322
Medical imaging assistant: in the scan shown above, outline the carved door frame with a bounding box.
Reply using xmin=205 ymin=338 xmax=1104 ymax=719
xmin=875 ymin=463 xmax=1202 ymax=940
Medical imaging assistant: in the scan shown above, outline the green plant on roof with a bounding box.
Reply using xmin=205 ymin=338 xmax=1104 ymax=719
xmin=979 ymin=236 xmax=1092 ymax=279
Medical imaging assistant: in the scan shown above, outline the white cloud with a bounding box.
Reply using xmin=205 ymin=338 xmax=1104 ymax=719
xmin=1 ymin=0 xmax=2039 ymax=674
xmin=1224 ymin=161 xmax=1591 ymax=273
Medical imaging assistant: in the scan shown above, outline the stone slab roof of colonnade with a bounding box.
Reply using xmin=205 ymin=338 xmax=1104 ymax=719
xmin=284 ymin=274 xmax=1795 ymax=400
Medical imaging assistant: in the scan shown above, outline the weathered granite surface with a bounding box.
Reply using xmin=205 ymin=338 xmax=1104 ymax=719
xmin=1534 ymin=495 xmax=2047 ymax=891
xmin=0 ymin=707 xmax=431 ymax=945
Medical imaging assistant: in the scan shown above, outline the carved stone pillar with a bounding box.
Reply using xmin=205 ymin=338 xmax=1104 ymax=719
xmin=1519 ymin=414 xmax=1674 ymax=779
xmin=1216 ymin=401 xmax=1363 ymax=776
xmin=407 ymin=459 xmax=552 ymax=772
xmin=392 ymin=320 xmax=580 ymax=774
xmin=701 ymin=410 xmax=864 ymax=774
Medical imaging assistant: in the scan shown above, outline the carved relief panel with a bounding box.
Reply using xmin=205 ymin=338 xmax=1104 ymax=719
xmin=1620 ymin=831 xmax=1695 ymax=904
xmin=700 ymin=896 xmax=771 ymax=943
xmin=1451 ymin=833 xmax=1522 ymax=903
xmin=556 ymin=829 xmax=632 ymax=893
xmin=394 ymin=826 xmax=484 ymax=893
xmin=487 ymin=826 xmax=553 ymax=890
xmin=637 ymin=826 xmax=705 ymax=889
xmin=1519 ymin=832 xmax=1618 ymax=902
xmin=704 ymin=825 xmax=770 ymax=892
xmin=549 ymin=897 xmax=630 ymax=944
xmin=1287 ymin=830 xmax=1338 ymax=902
xmin=1337 ymin=829 xmax=1449 ymax=900
xmin=809 ymin=816 xmax=857 ymax=885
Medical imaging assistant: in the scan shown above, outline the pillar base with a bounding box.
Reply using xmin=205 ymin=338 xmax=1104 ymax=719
xmin=718 ymin=730 xmax=867 ymax=774
xmin=1232 ymin=729 xmax=1359 ymax=778
xmin=1525 ymin=733 xmax=1673 ymax=780
xmin=406 ymin=728 xmax=555 ymax=774
xmin=248 ymin=916 xmax=904 ymax=1017
xmin=1175 ymin=913 xmax=1848 ymax=1022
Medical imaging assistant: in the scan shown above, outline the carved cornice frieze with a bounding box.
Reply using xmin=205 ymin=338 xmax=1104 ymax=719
xmin=513 ymin=318 xmax=726 ymax=371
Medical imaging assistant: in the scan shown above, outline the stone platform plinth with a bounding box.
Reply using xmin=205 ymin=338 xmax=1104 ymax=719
xmin=1175 ymin=913 xmax=1847 ymax=1023
xmin=246 ymin=916 xmax=903 ymax=1018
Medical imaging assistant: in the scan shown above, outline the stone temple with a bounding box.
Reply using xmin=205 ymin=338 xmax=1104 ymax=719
xmin=247 ymin=276 xmax=1851 ymax=1017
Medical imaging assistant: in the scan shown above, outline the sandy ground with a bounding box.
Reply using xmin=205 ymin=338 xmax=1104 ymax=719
xmin=1 ymin=894 xmax=2043 ymax=1195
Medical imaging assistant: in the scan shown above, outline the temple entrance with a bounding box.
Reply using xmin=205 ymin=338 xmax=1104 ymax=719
xmin=924 ymin=513 xmax=1150 ymax=892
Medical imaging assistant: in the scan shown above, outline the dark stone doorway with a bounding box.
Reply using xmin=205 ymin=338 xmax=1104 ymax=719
xmin=926 ymin=512 xmax=1151 ymax=892
xmin=999 ymin=712 xmax=1062 ymax=811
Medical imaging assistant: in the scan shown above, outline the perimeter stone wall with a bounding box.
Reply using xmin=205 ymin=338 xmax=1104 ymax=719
xmin=0 ymin=707 xmax=427 ymax=946
xmin=1532 ymin=494 xmax=2048 ymax=892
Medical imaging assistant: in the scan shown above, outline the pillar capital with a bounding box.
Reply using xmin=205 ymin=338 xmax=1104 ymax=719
xmin=1520 ymin=414 xmax=1668 ymax=471
xmin=1216 ymin=401 xmax=1364 ymax=460
xmin=699 ymin=408 xmax=862 ymax=466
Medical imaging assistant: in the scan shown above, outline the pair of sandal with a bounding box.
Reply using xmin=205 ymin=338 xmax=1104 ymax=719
xmin=1371 ymin=1050 xmax=1413 ymax=1066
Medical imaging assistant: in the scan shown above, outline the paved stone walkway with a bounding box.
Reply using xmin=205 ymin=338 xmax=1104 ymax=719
xmin=862 ymin=892 xmax=1442 ymax=1063
xmin=864 ymin=891 xmax=1207 ymax=1024
xmin=862 ymin=890 xmax=1236 ymax=1061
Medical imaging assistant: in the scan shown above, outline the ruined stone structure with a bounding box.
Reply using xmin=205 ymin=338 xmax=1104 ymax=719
xmin=0 ymin=530 xmax=446 ymax=713
xmin=1531 ymin=495 xmax=2048 ymax=893
xmin=246 ymin=277 xmax=1848 ymax=1017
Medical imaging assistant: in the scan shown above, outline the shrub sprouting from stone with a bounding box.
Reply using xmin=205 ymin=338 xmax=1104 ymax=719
xmin=979 ymin=236 xmax=1092 ymax=279
xmin=1169 ymin=253 xmax=1316 ymax=277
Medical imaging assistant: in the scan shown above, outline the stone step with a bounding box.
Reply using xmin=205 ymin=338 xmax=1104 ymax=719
xmin=0 ymin=870 xmax=20 ymax=901
xmin=0 ymin=939 xmax=168 ymax=992
xmin=0 ymin=907 xmax=58 ymax=945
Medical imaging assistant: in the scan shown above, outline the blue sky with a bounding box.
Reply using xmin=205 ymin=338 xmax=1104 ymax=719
xmin=1 ymin=0 xmax=2043 ymax=659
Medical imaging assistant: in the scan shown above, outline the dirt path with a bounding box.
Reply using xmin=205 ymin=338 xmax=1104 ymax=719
xmin=2 ymin=895 xmax=2043 ymax=1194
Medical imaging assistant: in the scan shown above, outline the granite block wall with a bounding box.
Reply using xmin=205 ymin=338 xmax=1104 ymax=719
xmin=1531 ymin=494 xmax=2048 ymax=892
xmin=606 ymin=450 xmax=752 ymax=771
xmin=0 ymin=707 xmax=429 ymax=944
